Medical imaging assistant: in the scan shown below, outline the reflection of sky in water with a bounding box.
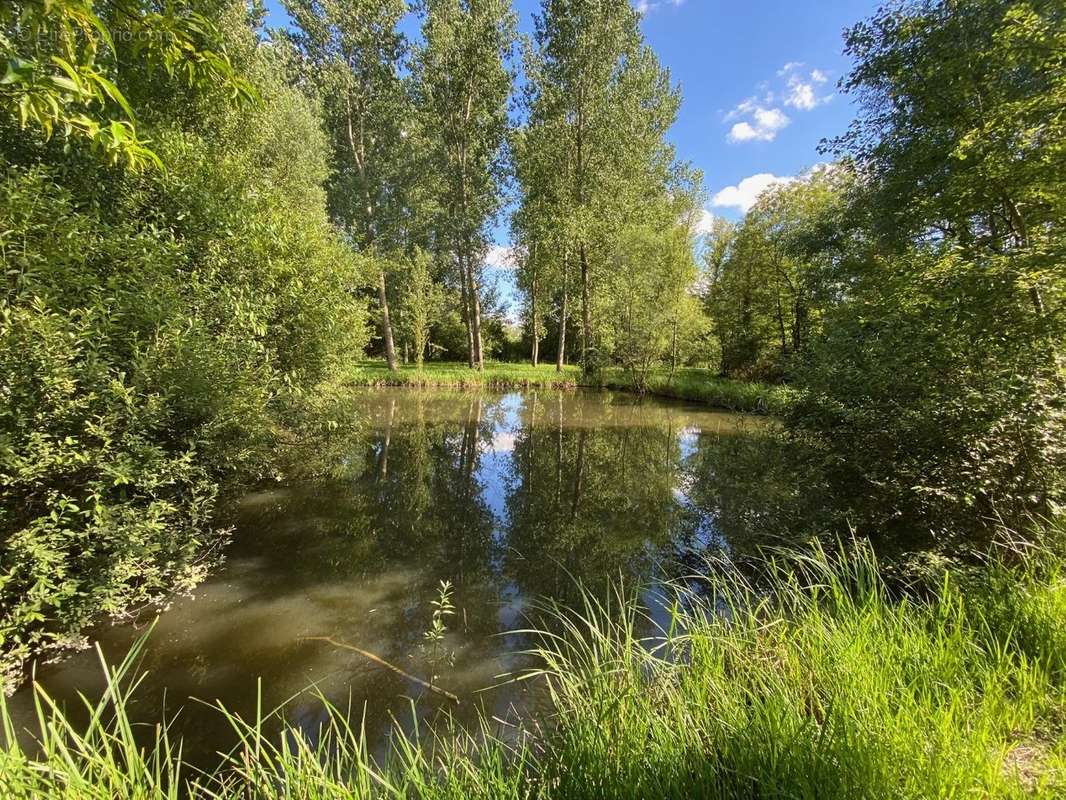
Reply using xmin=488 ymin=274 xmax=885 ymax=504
xmin=9 ymin=388 xmax=764 ymax=769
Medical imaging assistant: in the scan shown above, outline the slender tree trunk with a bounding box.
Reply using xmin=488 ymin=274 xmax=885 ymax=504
xmin=378 ymin=269 xmax=398 ymax=371
xmin=530 ymin=268 xmax=540 ymax=367
xmin=527 ymin=392 xmax=537 ymax=500
xmin=793 ymin=301 xmax=807 ymax=353
xmin=775 ymin=290 xmax=787 ymax=356
xmin=1002 ymin=195 xmax=1046 ymax=319
xmin=556 ymin=262 xmax=569 ymax=373
xmin=468 ymin=255 xmax=484 ymax=370
xmin=579 ymin=242 xmax=592 ymax=374
xmin=570 ymin=427 xmax=586 ymax=520
xmin=555 ymin=393 xmax=563 ymax=502
xmin=670 ymin=320 xmax=678 ymax=376
xmin=380 ymin=397 xmax=395 ymax=479
xmin=458 ymin=255 xmax=475 ymax=369
xmin=345 ymin=90 xmax=397 ymax=372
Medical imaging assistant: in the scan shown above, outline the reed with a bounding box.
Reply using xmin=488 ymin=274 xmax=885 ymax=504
xmin=3 ymin=538 xmax=1063 ymax=798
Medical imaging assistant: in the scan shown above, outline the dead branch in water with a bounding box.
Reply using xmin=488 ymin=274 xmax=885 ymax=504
xmin=301 ymin=636 xmax=460 ymax=703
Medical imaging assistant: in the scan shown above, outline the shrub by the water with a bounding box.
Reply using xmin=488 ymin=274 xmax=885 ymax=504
xmin=0 ymin=9 xmax=368 ymax=683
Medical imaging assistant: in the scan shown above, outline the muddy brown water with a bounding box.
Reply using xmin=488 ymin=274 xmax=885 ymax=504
xmin=9 ymin=388 xmax=773 ymax=766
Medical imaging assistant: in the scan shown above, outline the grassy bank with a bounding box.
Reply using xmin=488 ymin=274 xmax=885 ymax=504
xmin=346 ymin=361 xmax=794 ymax=414
xmin=3 ymin=540 xmax=1064 ymax=798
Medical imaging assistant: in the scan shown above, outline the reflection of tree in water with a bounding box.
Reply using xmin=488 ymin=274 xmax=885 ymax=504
xmin=233 ymin=393 xmax=818 ymax=620
xmin=683 ymin=424 xmax=833 ymax=557
xmin=219 ymin=393 xmax=516 ymax=753
xmin=501 ymin=392 xmax=705 ymax=602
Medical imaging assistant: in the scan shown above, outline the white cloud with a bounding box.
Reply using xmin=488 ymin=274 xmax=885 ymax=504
xmin=634 ymin=0 xmax=684 ymax=15
xmin=785 ymin=80 xmax=818 ymax=111
xmin=692 ymin=208 xmax=717 ymax=236
xmin=485 ymin=245 xmax=516 ymax=270
xmin=784 ymin=75 xmax=833 ymax=110
xmin=727 ymin=106 xmax=790 ymax=143
xmin=724 ymin=97 xmax=756 ymax=121
xmin=778 ymin=63 xmax=833 ymax=111
xmin=711 ymin=173 xmax=796 ymax=213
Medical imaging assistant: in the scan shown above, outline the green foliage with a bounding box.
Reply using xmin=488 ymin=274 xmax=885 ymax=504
xmin=284 ymin=0 xmax=413 ymax=250
xmin=785 ymin=0 xmax=1066 ymax=536
xmin=416 ymin=0 xmax=517 ymax=369
xmin=1 ymin=0 xmax=255 ymax=168
xmin=607 ymin=218 xmax=706 ymax=390
xmin=345 ymin=361 xmax=790 ymax=414
xmin=515 ymin=0 xmax=702 ymax=375
xmin=703 ymin=166 xmax=845 ymax=381
xmin=347 ymin=360 xmax=582 ymax=390
xmin=0 ymin=166 xmax=228 ymax=676
xmin=790 ymin=246 xmax=1064 ymax=535
xmin=0 ymin=3 xmax=368 ymax=680
xmin=700 ymin=0 xmax=1065 ymax=538
xmin=396 ymin=249 xmax=445 ymax=370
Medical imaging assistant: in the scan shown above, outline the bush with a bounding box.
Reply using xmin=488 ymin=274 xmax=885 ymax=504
xmin=0 ymin=14 xmax=369 ymax=681
xmin=788 ymin=249 xmax=1065 ymax=538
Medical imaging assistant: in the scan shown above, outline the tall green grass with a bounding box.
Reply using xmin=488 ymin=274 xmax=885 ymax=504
xmin=3 ymin=541 xmax=1063 ymax=798
xmin=348 ymin=361 xmax=581 ymax=390
xmin=346 ymin=361 xmax=792 ymax=414
xmin=592 ymin=366 xmax=795 ymax=414
xmin=531 ymin=543 xmax=1065 ymax=798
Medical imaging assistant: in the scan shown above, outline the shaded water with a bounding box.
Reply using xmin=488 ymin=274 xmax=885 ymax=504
xmin=10 ymin=388 xmax=780 ymax=764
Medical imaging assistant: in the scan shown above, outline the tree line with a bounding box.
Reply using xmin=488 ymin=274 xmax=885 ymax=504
xmin=699 ymin=0 xmax=1064 ymax=539
xmin=281 ymin=0 xmax=706 ymax=377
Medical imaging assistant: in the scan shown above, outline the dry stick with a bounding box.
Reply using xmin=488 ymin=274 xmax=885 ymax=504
xmin=301 ymin=636 xmax=460 ymax=704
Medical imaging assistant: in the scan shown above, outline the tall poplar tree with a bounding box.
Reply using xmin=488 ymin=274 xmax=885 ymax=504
xmin=415 ymin=0 xmax=517 ymax=370
xmin=285 ymin=0 xmax=412 ymax=370
xmin=518 ymin=0 xmax=685 ymax=374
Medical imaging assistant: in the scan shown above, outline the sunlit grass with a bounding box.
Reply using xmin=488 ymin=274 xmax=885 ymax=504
xmin=3 ymin=538 xmax=1063 ymax=798
xmin=593 ymin=366 xmax=795 ymax=414
xmin=348 ymin=360 xmax=582 ymax=390
xmin=529 ymin=542 xmax=1066 ymax=798
xmin=346 ymin=360 xmax=793 ymax=414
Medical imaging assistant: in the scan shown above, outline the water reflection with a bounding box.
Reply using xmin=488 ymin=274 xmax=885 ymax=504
xmin=9 ymin=388 xmax=775 ymax=765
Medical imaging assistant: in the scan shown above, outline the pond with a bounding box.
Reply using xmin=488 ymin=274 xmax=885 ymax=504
xmin=8 ymin=388 xmax=784 ymax=765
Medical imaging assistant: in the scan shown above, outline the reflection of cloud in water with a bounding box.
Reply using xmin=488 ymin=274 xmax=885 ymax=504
xmin=491 ymin=430 xmax=518 ymax=453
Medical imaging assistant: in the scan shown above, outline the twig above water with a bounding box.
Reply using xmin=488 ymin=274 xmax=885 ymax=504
xmin=301 ymin=636 xmax=460 ymax=704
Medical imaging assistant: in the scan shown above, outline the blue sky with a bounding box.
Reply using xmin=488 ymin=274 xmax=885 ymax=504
xmin=261 ymin=0 xmax=880 ymax=309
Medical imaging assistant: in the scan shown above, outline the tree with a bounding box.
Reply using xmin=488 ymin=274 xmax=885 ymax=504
xmin=1 ymin=0 xmax=253 ymax=168
xmin=512 ymin=110 xmax=573 ymax=371
xmin=1 ymin=2 xmax=368 ymax=675
xmin=789 ymin=0 xmax=1066 ymax=534
xmin=415 ymin=0 xmax=517 ymax=370
xmin=285 ymin=0 xmax=415 ymax=371
xmin=397 ymin=248 xmax=444 ymax=369
xmin=704 ymin=167 xmax=846 ymax=380
xmin=609 ymin=216 xmax=702 ymax=390
xmin=511 ymin=132 xmax=562 ymax=367
xmin=518 ymin=0 xmax=687 ymax=375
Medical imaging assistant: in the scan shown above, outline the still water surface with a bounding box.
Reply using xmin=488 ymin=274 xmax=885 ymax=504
xmin=11 ymin=388 xmax=773 ymax=763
